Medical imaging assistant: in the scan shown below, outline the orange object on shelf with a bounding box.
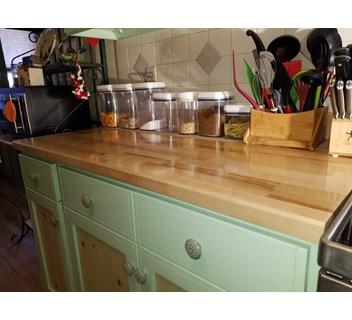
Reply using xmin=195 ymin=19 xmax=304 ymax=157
xmin=3 ymin=99 xmax=16 ymax=122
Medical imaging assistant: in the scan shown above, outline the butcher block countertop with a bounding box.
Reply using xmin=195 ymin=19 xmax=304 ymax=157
xmin=13 ymin=128 xmax=352 ymax=244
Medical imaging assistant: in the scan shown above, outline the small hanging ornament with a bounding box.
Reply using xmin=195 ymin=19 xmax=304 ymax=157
xmin=84 ymin=37 xmax=100 ymax=47
xmin=70 ymin=61 xmax=90 ymax=100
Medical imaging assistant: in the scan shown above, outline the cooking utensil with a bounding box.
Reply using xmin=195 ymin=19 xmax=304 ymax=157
xmin=321 ymin=68 xmax=334 ymax=104
xmin=271 ymin=89 xmax=283 ymax=113
xmin=329 ymin=78 xmax=339 ymax=118
xmin=232 ymin=50 xmax=261 ymax=110
xmin=3 ymin=97 xmax=16 ymax=122
xmin=336 ymin=80 xmax=345 ymax=119
xmin=306 ymin=28 xmax=342 ymax=72
xmin=301 ymin=70 xmax=324 ymax=111
xmin=267 ymin=35 xmax=301 ymax=62
xmin=314 ymin=86 xmax=322 ymax=109
xmin=243 ymin=59 xmax=259 ymax=103
xmin=246 ymin=30 xmax=266 ymax=53
xmin=334 ymin=55 xmax=351 ymax=81
xmin=273 ymin=61 xmax=294 ymax=113
xmin=258 ymin=51 xmax=277 ymax=112
xmin=294 ymin=79 xmax=310 ymax=112
xmin=345 ymin=80 xmax=352 ymax=119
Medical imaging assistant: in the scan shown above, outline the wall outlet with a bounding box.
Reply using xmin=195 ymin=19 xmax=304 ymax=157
xmin=144 ymin=66 xmax=157 ymax=82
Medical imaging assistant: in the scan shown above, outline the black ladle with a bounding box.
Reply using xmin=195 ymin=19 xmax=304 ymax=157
xmin=267 ymin=35 xmax=301 ymax=62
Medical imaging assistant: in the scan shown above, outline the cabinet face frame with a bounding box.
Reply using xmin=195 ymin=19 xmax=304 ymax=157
xmin=65 ymin=207 xmax=139 ymax=292
xmin=138 ymin=248 xmax=224 ymax=292
xmin=25 ymin=188 xmax=73 ymax=291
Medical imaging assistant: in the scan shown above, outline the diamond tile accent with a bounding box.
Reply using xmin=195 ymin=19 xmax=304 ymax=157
xmin=134 ymin=54 xmax=148 ymax=77
xmin=196 ymin=42 xmax=221 ymax=75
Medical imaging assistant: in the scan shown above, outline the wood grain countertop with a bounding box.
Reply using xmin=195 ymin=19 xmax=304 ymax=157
xmin=13 ymin=128 xmax=352 ymax=244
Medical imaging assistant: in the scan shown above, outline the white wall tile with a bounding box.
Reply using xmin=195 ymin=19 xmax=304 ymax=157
xmin=208 ymin=84 xmax=235 ymax=93
xmin=140 ymin=32 xmax=155 ymax=44
xmin=156 ymin=64 xmax=173 ymax=87
xmin=141 ymin=43 xmax=156 ymax=66
xmin=118 ymin=67 xmax=129 ymax=81
xmin=255 ymin=28 xmax=286 ymax=48
xmin=116 ymin=47 xmax=129 ymax=69
xmin=234 ymin=53 xmax=256 ymax=84
xmin=127 ymin=35 xmax=140 ymax=47
xmin=127 ymin=45 xmax=141 ymax=69
xmin=155 ymin=29 xmax=170 ymax=41
xmin=171 ymin=29 xmax=189 ymax=38
xmin=189 ymin=31 xmax=208 ymax=60
xmin=209 ymin=28 xmax=231 ymax=56
xmin=188 ymin=28 xmax=208 ymax=34
xmin=232 ymin=83 xmax=252 ymax=104
xmin=231 ymin=28 xmax=254 ymax=54
xmin=173 ymin=62 xmax=190 ymax=88
xmin=105 ymin=40 xmax=118 ymax=82
xmin=116 ymin=39 xmax=127 ymax=49
xmin=190 ymin=61 xmax=208 ymax=86
xmin=156 ymin=39 xmax=172 ymax=65
xmin=209 ymin=56 xmax=233 ymax=85
xmin=338 ymin=28 xmax=352 ymax=42
xmin=171 ymin=35 xmax=189 ymax=62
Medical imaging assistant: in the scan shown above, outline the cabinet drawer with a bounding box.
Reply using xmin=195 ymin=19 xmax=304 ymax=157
xmin=59 ymin=167 xmax=134 ymax=239
xmin=19 ymin=154 xmax=61 ymax=201
xmin=134 ymin=193 xmax=309 ymax=292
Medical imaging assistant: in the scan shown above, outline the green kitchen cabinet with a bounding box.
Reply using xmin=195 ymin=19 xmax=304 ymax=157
xmin=65 ymin=207 xmax=139 ymax=292
xmin=25 ymin=188 xmax=73 ymax=291
xmin=137 ymin=248 xmax=224 ymax=292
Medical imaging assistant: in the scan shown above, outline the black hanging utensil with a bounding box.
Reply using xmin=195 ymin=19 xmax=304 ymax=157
xmin=267 ymin=35 xmax=301 ymax=62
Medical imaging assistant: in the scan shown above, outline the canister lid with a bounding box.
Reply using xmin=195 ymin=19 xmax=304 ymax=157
xmin=111 ymin=83 xmax=133 ymax=91
xmin=224 ymin=104 xmax=252 ymax=113
xmin=97 ymin=84 xmax=114 ymax=92
xmin=133 ymin=82 xmax=166 ymax=90
xmin=176 ymin=91 xmax=198 ymax=101
xmin=197 ymin=91 xmax=234 ymax=101
xmin=152 ymin=92 xmax=176 ymax=101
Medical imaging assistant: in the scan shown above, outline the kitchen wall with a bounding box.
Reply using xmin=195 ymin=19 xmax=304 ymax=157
xmin=102 ymin=28 xmax=352 ymax=104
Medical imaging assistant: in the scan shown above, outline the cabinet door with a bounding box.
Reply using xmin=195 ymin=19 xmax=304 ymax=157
xmin=26 ymin=188 xmax=73 ymax=291
xmin=65 ymin=207 xmax=138 ymax=292
xmin=137 ymin=248 xmax=224 ymax=292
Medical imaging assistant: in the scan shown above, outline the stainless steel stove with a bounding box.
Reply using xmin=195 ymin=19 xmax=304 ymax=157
xmin=318 ymin=191 xmax=352 ymax=291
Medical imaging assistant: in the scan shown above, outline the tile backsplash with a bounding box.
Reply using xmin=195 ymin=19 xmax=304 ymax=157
xmin=104 ymin=28 xmax=352 ymax=103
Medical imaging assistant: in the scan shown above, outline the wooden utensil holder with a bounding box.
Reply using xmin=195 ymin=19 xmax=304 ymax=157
xmin=246 ymin=107 xmax=328 ymax=150
xmin=329 ymin=118 xmax=352 ymax=157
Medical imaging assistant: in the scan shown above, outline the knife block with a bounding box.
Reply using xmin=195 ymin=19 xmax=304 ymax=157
xmin=247 ymin=108 xmax=328 ymax=150
xmin=329 ymin=118 xmax=352 ymax=157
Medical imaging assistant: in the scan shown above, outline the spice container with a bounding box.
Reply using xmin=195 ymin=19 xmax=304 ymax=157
xmin=97 ymin=85 xmax=118 ymax=128
xmin=152 ymin=92 xmax=177 ymax=132
xmin=133 ymin=82 xmax=166 ymax=130
xmin=114 ymin=83 xmax=138 ymax=129
xmin=197 ymin=91 xmax=233 ymax=137
xmin=176 ymin=92 xmax=198 ymax=135
xmin=224 ymin=104 xmax=251 ymax=139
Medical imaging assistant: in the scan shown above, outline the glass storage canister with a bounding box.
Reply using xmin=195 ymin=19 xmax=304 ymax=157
xmin=224 ymin=104 xmax=251 ymax=139
xmin=176 ymin=92 xmax=198 ymax=135
xmin=197 ymin=91 xmax=234 ymax=137
xmin=133 ymin=82 xmax=166 ymax=131
xmin=152 ymin=92 xmax=177 ymax=132
xmin=114 ymin=83 xmax=138 ymax=129
xmin=97 ymin=84 xmax=119 ymax=128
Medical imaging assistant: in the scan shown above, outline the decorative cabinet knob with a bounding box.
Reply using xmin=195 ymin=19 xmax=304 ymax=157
xmin=50 ymin=216 xmax=58 ymax=227
xmin=28 ymin=172 xmax=38 ymax=183
xmin=81 ymin=194 xmax=92 ymax=208
xmin=185 ymin=239 xmax=202 ymax=260
xmin=122 ymin=261 xmax=135 ymax=276
xmin=134 ymin=268 xmax=147 ymax=285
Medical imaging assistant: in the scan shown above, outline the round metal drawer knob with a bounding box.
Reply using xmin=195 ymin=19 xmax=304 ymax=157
xmin=134 ymin=268 xmax=147 ymax=285
xmin=81 ymin=194 xmax=92 ymax=208
xmin=122 ymin=261 xmax=135 ymax=276
xmin=185 ymin=239 xmax=202 ymax=260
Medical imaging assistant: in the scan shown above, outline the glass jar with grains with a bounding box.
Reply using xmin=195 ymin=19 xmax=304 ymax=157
xmin=114 ymin=83 xmax=138 ymax=129
xmin=198 ymin=91 xmax=234 ymax=137
xmin=224 ymin=104 xmax=251 ymax=139
xmin=134 ymin=82 xmax=166 ymax=130
xmin=97 ymin=84 xmax=119 ymax=128
xmin=176 ymin=92 xmax=198 ymax=135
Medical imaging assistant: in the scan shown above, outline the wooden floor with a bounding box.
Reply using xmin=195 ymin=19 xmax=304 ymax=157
xmin=0 ymin=174 xmax=43 ymax=291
